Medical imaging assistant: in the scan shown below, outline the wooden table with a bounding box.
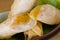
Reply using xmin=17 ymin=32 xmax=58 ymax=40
xmin=0 ymin=0 xmax=13 ymax=12
xmin=0 ymin=0 xmax=60 ymax=40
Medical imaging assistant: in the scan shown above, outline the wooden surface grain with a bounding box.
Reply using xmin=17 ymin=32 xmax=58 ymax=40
xmin=0 ymin=0 xmax=60 ymax=40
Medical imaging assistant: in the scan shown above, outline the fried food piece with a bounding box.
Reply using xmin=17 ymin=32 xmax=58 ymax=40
xmin=11 ymin=13 xmax=37 ymax=33
xmin=0 ymin=13 xmax=36 ymax=39
xmin=30 ymin=4 xmax=60 ymax=25
xmin=9 ymin=0 xmax=37 ymax=17
xmin=24 ymin=22 xmax=43 ymax=40
xmin=0 ymin=0 xmax=37 ymax=39
xmin=29 ymin=5 xmax=41 ymax=20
